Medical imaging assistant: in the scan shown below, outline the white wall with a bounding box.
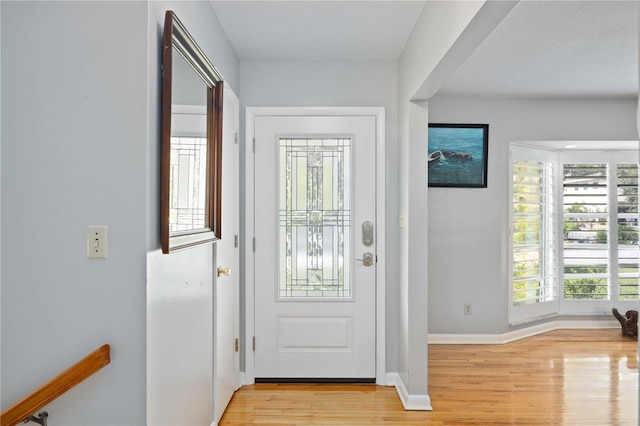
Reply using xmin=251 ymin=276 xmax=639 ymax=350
xmin=1 ymin=2 xmax=148 ymax=424
xmin=396 ymin=0 xmax=489 ymax=400
xmin=239 ymin=58 xmax=399 ymax=371
xmin=427 ymin=97 xmax=638 ymax=334
xmin=146 ymin=1 xmax=239 ymax=424
xmin=399 ymin=1 xmax=485 ymax=100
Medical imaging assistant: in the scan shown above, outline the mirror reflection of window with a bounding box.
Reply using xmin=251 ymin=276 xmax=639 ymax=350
xmin=169 ymin=135 xmax=207 ymax=232
xmin=169 ymin=46 xmax=208 ymax=233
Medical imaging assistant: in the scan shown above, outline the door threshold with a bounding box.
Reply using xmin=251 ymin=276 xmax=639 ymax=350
xmin=255 ymin=378 xmax=376 ymax=384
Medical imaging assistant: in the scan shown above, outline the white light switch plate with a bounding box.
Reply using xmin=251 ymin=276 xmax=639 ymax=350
xmin=87 ymin=226 xmax=108 ymax=259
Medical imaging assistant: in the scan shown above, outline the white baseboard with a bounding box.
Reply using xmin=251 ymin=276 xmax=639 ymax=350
xmin=385 ymin=372 xmax=398 ymax=387
xmin=386 ymin=372 xmax=432 ymax=411
xmin=240 ymin=371 xmax=254 ymax=386
xmin=428 ymin=319 xmax=619 ymax=344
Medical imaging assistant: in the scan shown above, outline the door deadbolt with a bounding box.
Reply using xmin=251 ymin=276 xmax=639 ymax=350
xmin=362 ymin=221 xmax=374 ymax=246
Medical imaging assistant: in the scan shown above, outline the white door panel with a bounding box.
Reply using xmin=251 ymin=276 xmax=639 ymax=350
xmin=254 ymin=115 xmax=376 ymax=379
xmin=213 ymin=86 xmax=240 ymax=423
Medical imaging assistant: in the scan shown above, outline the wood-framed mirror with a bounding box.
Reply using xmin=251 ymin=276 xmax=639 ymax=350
xmin=161 ymin=10 xmax=224 ymax=253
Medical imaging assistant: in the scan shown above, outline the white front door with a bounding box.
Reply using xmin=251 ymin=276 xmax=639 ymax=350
xmin=213 ymin=85 xmax=240 ymax=423
xmin=253 ymin=115 xmax=377 ymax=379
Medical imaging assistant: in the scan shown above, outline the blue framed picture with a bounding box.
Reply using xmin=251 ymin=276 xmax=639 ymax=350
xmin=428 ymin=123 xmax=489 ymax=188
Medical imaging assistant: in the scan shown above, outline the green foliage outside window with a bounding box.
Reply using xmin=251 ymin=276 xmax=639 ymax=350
xmin=563 ymin=265 xmax=608 ymax=299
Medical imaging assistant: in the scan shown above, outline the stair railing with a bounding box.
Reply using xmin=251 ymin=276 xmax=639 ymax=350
xmin=1 ymin=344 xmax=111 ymax=426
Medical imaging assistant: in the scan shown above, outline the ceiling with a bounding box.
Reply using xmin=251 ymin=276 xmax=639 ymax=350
xmin=210 ymin=1 xmax=425 ymax=61
xmin=210 ymin=0 xmax=638 ymax=98
xmin=437 ymin=0 xmax=639 ymax=98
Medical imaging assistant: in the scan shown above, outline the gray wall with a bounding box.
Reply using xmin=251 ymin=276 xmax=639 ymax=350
xmin=1 ymin=1 xmax=239 ymax=424
xmin=1 ymin=2 xmax=148 ymax=424
xmin=427 ymin=96 xmax=638 ymax=335
xmin=240 ymin=58 xmax=399 ymax=371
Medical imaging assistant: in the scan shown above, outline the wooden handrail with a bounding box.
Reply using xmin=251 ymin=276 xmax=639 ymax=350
xmin=1 ymin=344 xmax=110 ymax=426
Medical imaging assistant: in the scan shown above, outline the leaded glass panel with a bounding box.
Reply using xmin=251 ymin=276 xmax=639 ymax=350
xmin=279 ymin=138 xmax=352 ymax=298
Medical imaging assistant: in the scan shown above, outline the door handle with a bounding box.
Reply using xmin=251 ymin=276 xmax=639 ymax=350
xmin=356 ymin=252 xmax=374 ymax=267
xmin=217 ymin=266 xmax=230 ymax=277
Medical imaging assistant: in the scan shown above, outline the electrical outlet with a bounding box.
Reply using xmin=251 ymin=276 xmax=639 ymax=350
xmin=464 ymin=303 xmax=472 ymax=315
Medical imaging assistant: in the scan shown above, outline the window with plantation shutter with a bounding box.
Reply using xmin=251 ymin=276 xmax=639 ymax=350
xmin=559 ymin=153 xmax=639 ymax=314
xmin=510 ymin=146 xmax=559 ymax=324
xmin=562 ymin=163 xmax=609 ymax=300
xmin=616 ymin=163 xmax=639 ymax=300
xmin=510 ymin=146 xmax=638 ymax=324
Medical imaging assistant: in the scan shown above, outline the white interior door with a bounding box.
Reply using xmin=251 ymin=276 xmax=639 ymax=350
xmin=213 ymin=85 xmax=240 ymax=423
xmin=254 ymin=115 xmax=377 ymax=379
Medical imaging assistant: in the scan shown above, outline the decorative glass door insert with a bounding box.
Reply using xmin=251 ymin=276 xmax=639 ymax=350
xmin=278 ymin=138 xmax=352 ymax=299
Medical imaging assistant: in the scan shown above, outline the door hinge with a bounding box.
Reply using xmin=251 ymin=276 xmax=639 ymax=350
xmin=253 ymin=336 xmax=256 ymax=352
xmin=234 ymin=131 xmax=239 ymax=145
xmin=234 ymin=338 xmax=239 ymax=352
xmin=234 ymin=234 xmax=239 ymax=248
xmin=253 ymin=237 xmax=256 ymax=252
xmin=253 ymin=137 xmax=256 ymax=153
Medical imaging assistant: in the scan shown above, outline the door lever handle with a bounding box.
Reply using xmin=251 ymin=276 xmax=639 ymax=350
xmin=356 ymin=252 xmax=374 ymax=267
xmin=217 ymin=266 xmax=230 ymax=277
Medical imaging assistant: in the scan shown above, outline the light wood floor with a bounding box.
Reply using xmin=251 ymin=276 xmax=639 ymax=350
xmin=220 ymin=329 xmax=638 ymax=425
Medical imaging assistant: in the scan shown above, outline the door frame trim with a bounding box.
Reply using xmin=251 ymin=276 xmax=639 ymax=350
xmin=213 ymin=83 xmax=241 ymax=424
xmin=244 ymin=107 xmax=386 ymax=384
